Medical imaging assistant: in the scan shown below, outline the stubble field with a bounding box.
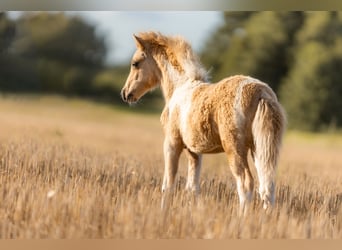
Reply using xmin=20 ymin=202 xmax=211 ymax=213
xmin=0 ymin=95 xmax=341 ymax=238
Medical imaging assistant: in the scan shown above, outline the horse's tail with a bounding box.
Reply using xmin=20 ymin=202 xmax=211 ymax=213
xmin=252 ymin=94 xmax=286 ymax=209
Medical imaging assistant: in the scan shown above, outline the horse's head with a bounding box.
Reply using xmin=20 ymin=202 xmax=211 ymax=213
xmin=121 ymin=35 xmax=161 ymax=104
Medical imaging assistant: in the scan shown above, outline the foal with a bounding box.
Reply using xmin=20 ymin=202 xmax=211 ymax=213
xmin=121 ymin=31 xmax=286 ymax=213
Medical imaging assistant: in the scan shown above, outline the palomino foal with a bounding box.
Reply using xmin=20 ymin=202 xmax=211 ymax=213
xmin=121 ymin=32 xmax=286 ymax=213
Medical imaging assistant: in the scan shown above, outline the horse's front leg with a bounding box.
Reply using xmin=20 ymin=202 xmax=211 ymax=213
xmin=185 ymin=149 xmax=202 ymax=194
xmin=184 ymin=149 xmax=202 ymax=206
xmin=161 ymin=137 xmax=183 ymax=209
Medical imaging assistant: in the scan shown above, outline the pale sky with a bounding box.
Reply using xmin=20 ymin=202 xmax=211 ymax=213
xmin=8 ymin=11 xmax=223 ymax=66
xmin=74 ymin=12 xmax=223 ymax=65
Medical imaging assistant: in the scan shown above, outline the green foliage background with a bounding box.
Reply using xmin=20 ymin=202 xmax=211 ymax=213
xmin=1 ymin=11 xmax=342 ymax=131
xmin=201 ymin=11 xmax=342 ymax=131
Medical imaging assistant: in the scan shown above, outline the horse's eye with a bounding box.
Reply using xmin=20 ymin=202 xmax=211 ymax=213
xmin=132 ymin=61 xmax=139 ymax=68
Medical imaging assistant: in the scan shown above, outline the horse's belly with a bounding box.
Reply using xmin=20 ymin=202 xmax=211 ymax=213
xmin=199 ymin=145 xmax=224 ymax=154
xmin=182 ymin=130 xmax=223 ymax=154
xmin=185 ymin=139 xmax=224 ymax=154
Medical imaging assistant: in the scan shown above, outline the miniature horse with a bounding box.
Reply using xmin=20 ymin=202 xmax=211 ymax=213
xmin=121 ymin=31 xmax=286 ymax=213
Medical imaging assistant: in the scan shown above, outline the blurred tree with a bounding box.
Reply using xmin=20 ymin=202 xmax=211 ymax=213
xmin=200 ymin=12 xmax=255 ymax=81
xmin=0 ymin=12 xmax=15 ymax=53
xmin=201 ymin=12 xmax=304 ymax=93
xmin=12 ymin=12 xmax=106 ymax=94
xmin=15 ymin=13 xmax=105 ymax=67
xmin=0 ymin=12 xmax=154 ymax=110
xmin=0 ymin=12 xmax=18 ymax=90
xmin=280 ymin=12 xmax=342 ymax=131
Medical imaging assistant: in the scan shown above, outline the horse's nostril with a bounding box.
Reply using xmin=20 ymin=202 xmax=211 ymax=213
xmin=127 ymin=93 xmax=133 ymax=100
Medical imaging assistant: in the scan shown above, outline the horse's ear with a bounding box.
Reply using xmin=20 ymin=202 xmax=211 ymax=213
xmin=133 ymin=34 xmax=145 ymax=50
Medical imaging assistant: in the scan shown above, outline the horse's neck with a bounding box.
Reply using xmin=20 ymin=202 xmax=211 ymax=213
xmin=160 ymin=75 xmax=190 ymax=103
xmin=158 ymin=59 xmax=189 ymax=103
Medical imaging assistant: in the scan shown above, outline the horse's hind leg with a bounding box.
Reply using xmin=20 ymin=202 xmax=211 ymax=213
xmin=161 ymin=137 xmax=183 ymax=209
xmin=227 ymin=151 xmax=254 ymax=215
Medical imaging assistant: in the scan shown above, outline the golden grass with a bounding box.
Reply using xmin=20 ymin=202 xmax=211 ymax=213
xmin=0 ymin=94 xmax=341 ymax=238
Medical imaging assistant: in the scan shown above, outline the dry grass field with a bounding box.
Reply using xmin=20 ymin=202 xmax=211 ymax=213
xmin=0 ymin=94 xmax=341 ymax=238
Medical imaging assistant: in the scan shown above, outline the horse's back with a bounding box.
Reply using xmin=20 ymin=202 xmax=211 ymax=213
xmin=213 ymin=75 xmax=277 ymax=115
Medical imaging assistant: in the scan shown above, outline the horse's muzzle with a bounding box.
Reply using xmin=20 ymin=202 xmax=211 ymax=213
xmin=121 ymin=88 xmax=137 ymax=104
